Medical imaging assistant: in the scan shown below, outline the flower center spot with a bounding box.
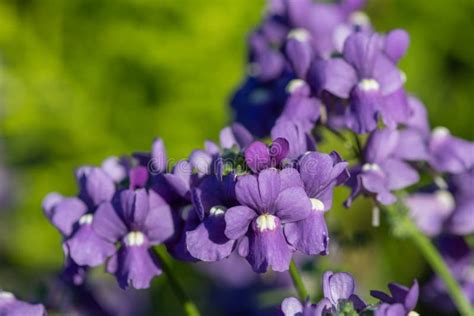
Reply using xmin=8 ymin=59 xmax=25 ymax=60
xmin=358 ymin=79 xmax=380 ymax=91
xmin=124 ymin=231 xmax=145 ymax=247
xmin=256 ymin=214 xmax=278 ymax=232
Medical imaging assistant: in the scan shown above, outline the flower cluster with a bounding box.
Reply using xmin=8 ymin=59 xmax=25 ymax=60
xmin=36 ymin=0 xmax=474 ymax=314
xmin=43 ymin=122 xmax=349 ymax=288
xmin=281 ymin=271 xmax=419 ymax=316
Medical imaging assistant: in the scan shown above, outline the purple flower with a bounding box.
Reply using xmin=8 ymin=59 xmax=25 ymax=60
xmin=406 ymin=190 xmax=456 ymax=237
xmin=0 ymin=291 xmax=45 ymax=316
xmin=320 ymin=271 xmax=366 ymax=313
xmin=284 ymin=152 xmax=349 ymax=255
xmin=281 ymin=297 xmax=330 ymax=316
xmin=346 ymin=128 xmax=420 ymax=206
xmin=315 ymin=31 xmax=407 ymax=133
xmin=92 ymin=188 xmax=174 ymax=289
xmin=285 ymin=0 xmax=368 ymax=57
xmin=428 ymin=127 xmax=474 ymax=174
xmin=224 ymin=168 xmax=312 ymax=272
xmin=285 ymin=30 xmax=314 ymax=80
xmin=185 ymin=174 xmax=238 ymax=262
xmin=406 ymin=169 xmax=474 ymax=237
xmin=371 ymin=280 xmax=419 ymax=315
xmin=43 ymin=167 xmax=117 ymax=267
xmin=244 ymin=138 xmax=290 ymax=173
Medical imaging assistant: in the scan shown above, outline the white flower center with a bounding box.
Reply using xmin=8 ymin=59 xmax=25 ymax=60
xmin=79 ymin=214 xmax=93 ymax=225
xmin=358 ymin=79 xmax=380 ymax=91
xmin=124 ymin=231 xmax=145 ymax=247
xmin=210 ymin=205 xmax=227 ymax=216
xmin=287 ymin=28 xmax=310 ymax=42
xmin=0 ymin=291 xmax=15 ymax=300
xmin=310 ymin=198 xmax=325 ymax=212
xmin=362 ymin=163 xmax=381 ymax=172
xmin=408 ymin=311 xmax=420 ymax=316
xmin=256 ymin=214 xmax=277 ymax=232
xmin=286 ymin=79 xmax=305 ymax=93
xmin=349 ymin=11 xmax=370 ymax=26
xmin=432 ymin=126 xmax=450 ymax=139
xmin=435 ymin=190 xmax=455 ymax=210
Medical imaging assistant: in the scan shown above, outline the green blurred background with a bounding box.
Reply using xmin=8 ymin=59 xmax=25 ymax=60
xmin=0 ymin=0 xmax=472 ymax=314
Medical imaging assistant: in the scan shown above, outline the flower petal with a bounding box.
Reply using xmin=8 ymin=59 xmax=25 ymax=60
xmin=274 ymin=187 xmax=311 ymax=222
xmin=269 ymin=137 xmax=290 ymax=165
xmin=143 ymin=191 xmax=174 ymax=244
xmin=247 ymin=222 xmax=292 ymax=272
xmin=49 ymin=197 xmax=88 ymax=236
xmin=384 ymin=29 xmax=409 ymax=63
xmin=381 ymin=159 xmax=419 ymax=190
xmin=93 ymin=201 xmax=127 ymax=243
xmin=245 ymin=141 xmax=271 ymax=173
xmin=258 ymin=168 xmax=281 ymax=213
xmin=107 ymin=245 xmax=161 ymax=289
xmin=322 ymin=58 xmax=357 ymax=98
xmin=186 ymin=216 xmax=235 ymax=262
xmin=323 ymin=271 xmax=355 ymax=304
xmin=284 ymin=211 xmax=329 ymax=255
xmin=224 ymin=206 xmax=257 ymax=240
xmin=66 ymin=223 xmax=116 ymax=267
xmin=281 ymin=297 xmax=303 ymax=316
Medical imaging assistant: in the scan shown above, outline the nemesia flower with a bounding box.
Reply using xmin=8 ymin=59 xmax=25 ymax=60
xmin=224 ymin=168 xmax=312 ymax=272
xmin=281 ymin=297 xmax=328 ymax=316
xmin=320 ymin=271 xmax=366 ymax=313
xmin=371 ymin=280 xmax=419 ymax=316
xmin=406 ymin=169 xmax=474 ymax=236
xmin=92 ymin=188 xmax=174 ymax=289
xmin=0 ymin=291 xmax=46 ymax=316
xmin=345 ymin=128 xmax=421 ymax=206
xmin=314 ymin=31 xmax=408 ymax=133
xmin=185 ymin=174 xmax=238 ymax=261
xmin=43 ymin=167 xmax=116 ymax=268
xmin=281 ymin=271 xmax=366 ymax=316
xmin=428 ymin=127 xmax=474 ymax=174
xmin=284 ymin=152 xmax=349 ymax=255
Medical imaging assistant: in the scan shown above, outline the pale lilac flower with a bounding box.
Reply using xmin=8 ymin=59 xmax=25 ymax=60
xmin=43 ymin=168 xmax=116 ymax=267
xmin=224 ymin=168 xmax=311 ymax=272
xmin=284 ymin=152 xmax=349 ymax=256
xmin=93 ymin=188 xmax=174 ymax=289
xmin=346 ymin=128 xmax=421 ymax=206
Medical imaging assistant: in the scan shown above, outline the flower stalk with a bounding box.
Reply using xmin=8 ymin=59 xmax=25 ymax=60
xmin=289 ymin=260 xmax=309 ymax=302
xmin=154 ymin=247 xmax=201 ymax=316
xmin=382 ymin=200 xmax=473 ymax=316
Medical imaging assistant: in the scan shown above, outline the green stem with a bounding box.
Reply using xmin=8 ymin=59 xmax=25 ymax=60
xmin=154 ymin=247 xmax=201 ymax=316
xmin=289 ymin=260 xmax=309 ymax=301
xmin=383 ymin=202 xmax=473 ymax=316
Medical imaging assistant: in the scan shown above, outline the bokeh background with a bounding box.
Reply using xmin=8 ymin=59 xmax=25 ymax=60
xmin=0 ymin=0 xmax=472 ymax=315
